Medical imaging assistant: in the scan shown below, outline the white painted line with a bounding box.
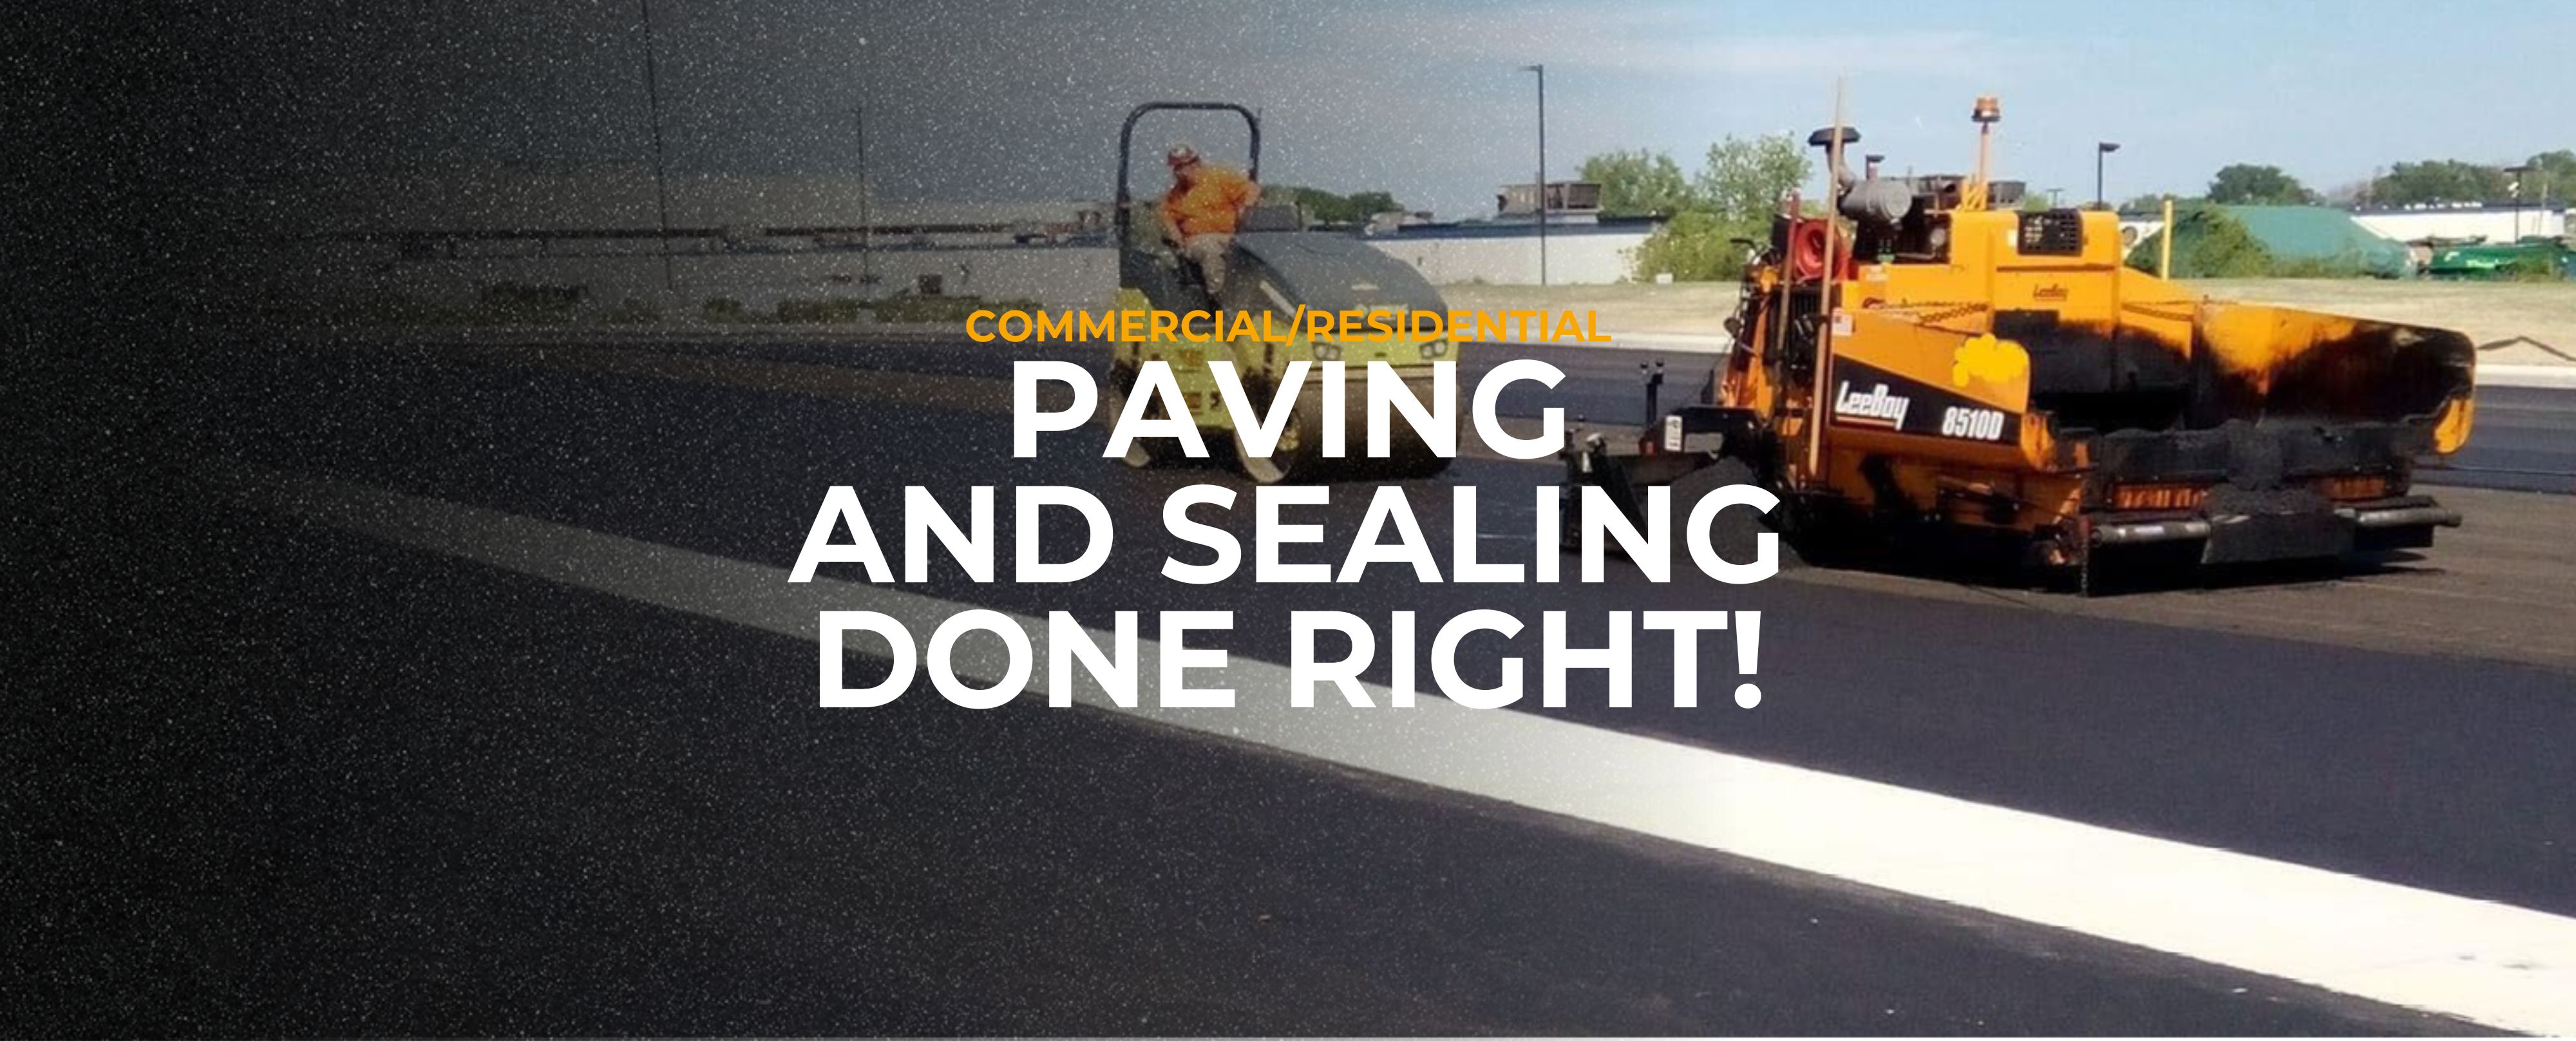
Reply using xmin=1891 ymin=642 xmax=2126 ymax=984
xmin=2482 ymin=363 xmax=2576 ymax=390
xmin=249 ymin=468 xmax=2576 ymax=1034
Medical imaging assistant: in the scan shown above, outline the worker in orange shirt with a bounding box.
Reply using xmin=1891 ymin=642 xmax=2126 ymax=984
xmin=1159 ymin=142 xmax=1260 ymax=298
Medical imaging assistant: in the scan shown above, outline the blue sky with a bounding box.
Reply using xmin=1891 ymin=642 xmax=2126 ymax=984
xmin=1487 ymin=0 xmax=2576 ymax=212
xmin=221 ymin=0 xmax=2576 ymax=220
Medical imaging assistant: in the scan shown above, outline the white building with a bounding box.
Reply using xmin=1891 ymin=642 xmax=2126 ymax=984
xmin=1364 ymin=222 xmax=1656 ymax=285
xmin=2351 ymin=203 xmax=2568 ymax=245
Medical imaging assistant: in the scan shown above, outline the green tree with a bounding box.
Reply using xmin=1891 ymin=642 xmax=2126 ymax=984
xmin=2117 ymin=192 xmax=2185 ymax=213
xmin=1698 ymin=134 xmax=1812 ymax=222
xmin=2126 ymin=203 xmax=2274 ymax=278
xmin=1578 ymin=149 xmax=1699 ymax=216
xmin=1343 ymin=191 xmax=1403 ymax=218
xmin=2206 ymin=164 xmax=2315 ymax=205
xmin=1261 ymin=185 xmax=1329 ymax=223
xmin=2519 ymin=151 xmax=2575 ymax=204
xmin=1633 ymin=211 xmax=1765 ymax=282
xmin=2371 ymin=160 xmax=2508 ymax=205
xmin=1626 ymin=133 xmax=1808 ymax=282
xmin=1261 ymin=186 xmax=1405 ymax=225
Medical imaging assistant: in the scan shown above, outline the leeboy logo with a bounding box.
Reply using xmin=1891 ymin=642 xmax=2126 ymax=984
xmin=1833 ymin=381 xmax=1911 ymax=430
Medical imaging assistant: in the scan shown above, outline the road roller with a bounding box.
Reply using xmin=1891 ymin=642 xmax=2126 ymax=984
xmin=1565 ymin=95 xmax=2477 ymax=594
xmin=1106 ymin=101 xmax=1458 ymax=483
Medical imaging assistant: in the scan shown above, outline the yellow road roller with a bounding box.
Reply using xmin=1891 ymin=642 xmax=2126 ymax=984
xmin=1106 ymin=101 xmax=1459 ymax=483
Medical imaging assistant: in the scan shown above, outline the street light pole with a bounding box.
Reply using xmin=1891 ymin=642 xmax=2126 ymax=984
xmin=2506 ymin=164 xmax=2533 ymax=240
xmin=855 ymin=104 xmax=873 ymax=287
xmin=637 ymin=0 xmax=677 ymax=294
xmin=2096 ymin=141 xmax=2121 ymax=209
xmin=1522 ymin=64 xmax=1547 ymax=287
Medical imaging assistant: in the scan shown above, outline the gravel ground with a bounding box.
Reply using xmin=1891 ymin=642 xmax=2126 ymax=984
xmin=2188 ymin=278 xmax=2575 ymax=364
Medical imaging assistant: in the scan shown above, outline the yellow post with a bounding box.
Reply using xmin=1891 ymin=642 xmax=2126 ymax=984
xmin=2159 ymin=195 xmax=2175 ymax=278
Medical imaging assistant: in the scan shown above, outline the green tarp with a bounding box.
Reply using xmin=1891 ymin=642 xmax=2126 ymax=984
xmin=2221 ymin=205 xmax=2414 ymax=278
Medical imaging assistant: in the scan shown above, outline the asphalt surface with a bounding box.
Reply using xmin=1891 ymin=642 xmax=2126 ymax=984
xmin=15 ymin=329 xmax=2576 ymax=1035
xmin=2430 ymin=384 xmax=2576 ymax=493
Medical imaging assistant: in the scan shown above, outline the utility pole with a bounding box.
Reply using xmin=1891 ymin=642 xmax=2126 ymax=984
xmin=855 ymin=104 xmax=873 ymax=287
xmin=1522 ymin=64 xmax=1547 ymax=287
xmin=2506 ymin=164 xmax=2532 ymax=240
xmin=637 ymin=0 xmax=676 ymax=293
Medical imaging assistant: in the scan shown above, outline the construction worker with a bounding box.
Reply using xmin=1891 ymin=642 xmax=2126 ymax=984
xmin=1159 ymin=142 xmax=1260 ymax=298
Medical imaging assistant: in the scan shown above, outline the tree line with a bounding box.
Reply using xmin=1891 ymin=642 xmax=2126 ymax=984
xmin=1574 ymin=137 xmax=2570 ymax=281
xmin=1262 ymin=186 xmax=1405 ymax=226
xmin=2125 ymin=151 xmax=2575 ymax=210
xmin=1577 ymin=136 xmax=1814 ymax=281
